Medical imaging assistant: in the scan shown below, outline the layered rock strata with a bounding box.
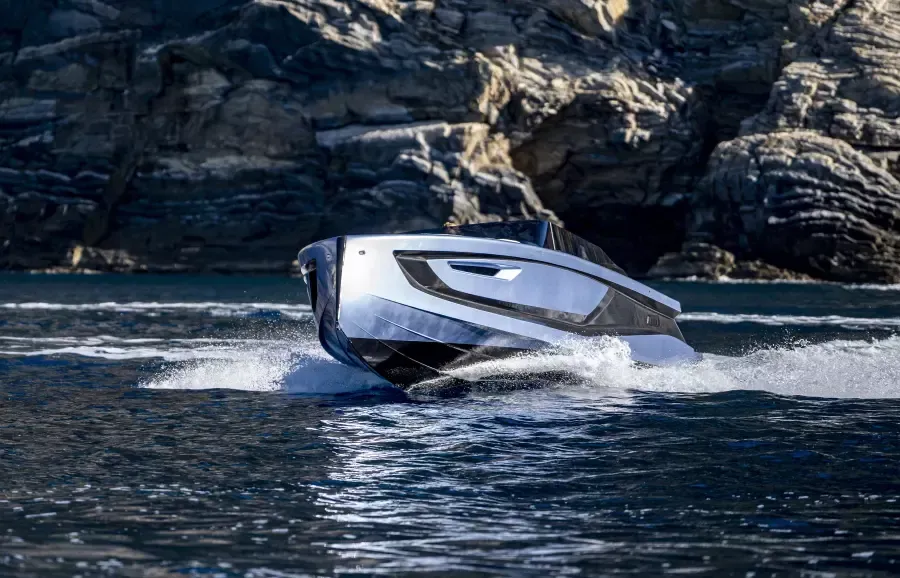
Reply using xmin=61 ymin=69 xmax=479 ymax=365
xmin=0 ymin=0 xmax=898 ymax=280
xmin=676 ymin=0 xmax=900 ymax=282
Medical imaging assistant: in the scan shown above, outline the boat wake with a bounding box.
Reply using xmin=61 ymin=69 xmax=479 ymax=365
xmin=140 ymin=332 xmax=391 ymax=394
xmin=443 ymin=335 xmax=900 ymax=399
xmin=135 ymin=333 xmax=900 ymax=399
xmin=2 ymin=301 xmax=898 ymax=397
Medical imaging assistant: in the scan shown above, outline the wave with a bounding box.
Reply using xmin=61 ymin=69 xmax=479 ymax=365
xmin=662 ymin=277 xmax=900 ymax=291
xmin=5 ymin=302 xmax=897 ymax=328
xmin=137 ymin=333 xmax=900 ymax=398
xmin=678 ymin=312 xmax=900 ymax=328
xmin=0 ymin=344 xmax=274 ymax=362
xmin=141 ymin=339 xmax=302 ymax=391
xmin=0 ymin=334 xmax=285 ymax=361
xmin=0 ymin=301 xmax=311 ymax=319
xmin=0 ymin=330 xmax=408 ymax=393
xmin=7 ymin=331 xmax=900 ymax=399
xmin=1 ymin=330 xmax=390 ymax=395
xmin=844 ymin=283 xmax=900 ymax=291
xmin=444 ymin=335 xmax=900 ymax=399
xmin=28 ymin=332 xmax=898 ymax=399
xmin=140 ymin=334 xmax=391 ymax=394
xmin=667 ymin=276 xmax=820 ymax=285
xmin=0 ymin=335 xmax=269 ymax=345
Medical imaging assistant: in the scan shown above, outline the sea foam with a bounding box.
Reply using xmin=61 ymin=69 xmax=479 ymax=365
xmin=140 ymin=331 xmax=391 ymax=394
xmin=447 ymin=335 xmax=900 ymax=399
xmin=4 ymin=308 xmax=898 ymax=398
xmin=136 ymin=333 xmax=900 ymax=399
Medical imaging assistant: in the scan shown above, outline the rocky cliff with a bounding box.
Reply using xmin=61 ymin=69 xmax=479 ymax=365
xmin=0 ymin=0 xmax=898 ymax=279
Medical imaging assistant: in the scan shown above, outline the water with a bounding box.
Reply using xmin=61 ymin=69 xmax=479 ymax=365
xmin=2 ymin=274 xmax=900 ymax=576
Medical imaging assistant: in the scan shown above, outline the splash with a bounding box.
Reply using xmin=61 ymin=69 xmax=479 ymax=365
xmin=447 ymin=336 xmax=900 ymax=399
xmin=20 ymin=328 xmax=900 ymax=399
xmin=140 ymin=337 xmax=300 ymax=391
xmin=140 ymin=331 xmax=392 ymax=394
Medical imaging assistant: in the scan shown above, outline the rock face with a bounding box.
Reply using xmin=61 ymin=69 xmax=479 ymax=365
xmin=0 ymin=0 xmax=899 ymax=279
xmin=691 ymin=132 xmax=900 ymax=282
xmin=649 ymin=241 xmax=813 ymax=281
xmin=0 ymin=0 xmax=556 ymax=273
xmin=680 ymin=0 xmax=900 ymax=282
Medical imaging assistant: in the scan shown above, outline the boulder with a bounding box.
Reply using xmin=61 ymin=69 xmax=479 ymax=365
xmin=648 ymin=241 xmax=812 ymax=281
xmin=680 ymin=0 xmax=900 ymax=282
xmin=648 ymin=242 xmax=736 ymax=280
xmin=316 ymin=121 xmax=557 ymax=238
xmin=691 ymin=131 xmax=900 ymax=282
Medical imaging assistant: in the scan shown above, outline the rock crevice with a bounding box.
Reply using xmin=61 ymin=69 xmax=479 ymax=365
xmin=0 ymin=0 xmax=899 ymax=279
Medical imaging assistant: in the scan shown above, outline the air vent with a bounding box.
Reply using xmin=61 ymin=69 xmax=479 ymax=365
xmin=449 ymin=263 xmax=501 ymax=276
xmin=447 ymin=261 xmax=521 ymax=280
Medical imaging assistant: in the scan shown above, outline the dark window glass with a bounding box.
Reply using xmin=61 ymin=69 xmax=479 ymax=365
xmin=411 ymin=221 xmax=549 ymax=247
xmin=545 ymin=226 xmax=625 ymax=275
xmin=410 ymin=221 xmax=624 ymax=275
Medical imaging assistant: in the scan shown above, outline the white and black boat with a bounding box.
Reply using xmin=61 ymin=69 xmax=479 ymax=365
xmin=298 ymin=221 xmax=699 ymax=389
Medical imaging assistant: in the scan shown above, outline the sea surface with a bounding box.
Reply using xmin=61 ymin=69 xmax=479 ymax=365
xmin=1 ymin=273 xmax=900 ymax=577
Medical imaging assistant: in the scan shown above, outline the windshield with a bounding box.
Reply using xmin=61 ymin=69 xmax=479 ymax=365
xmin=411 ymin=221 xmax=625 ymax=275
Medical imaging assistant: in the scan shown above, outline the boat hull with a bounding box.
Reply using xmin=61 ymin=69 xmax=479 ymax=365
xmin=300 ymin=233 xmax=700 ymax=388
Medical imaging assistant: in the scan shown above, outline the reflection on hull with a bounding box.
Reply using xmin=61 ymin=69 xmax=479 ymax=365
xmin=298 ymin=221 xmax=700 ymax=389
xmin=348 ymin=339 xmax=528 ymax=387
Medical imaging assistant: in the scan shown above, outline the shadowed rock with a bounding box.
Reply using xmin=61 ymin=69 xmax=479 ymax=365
xmin=664 ymin=0 xmax=900 ymax=282
xmin=1 ymin=0 xmax=899 ymax=279
xmin=689 ymin=131 xmax=900 ymax=282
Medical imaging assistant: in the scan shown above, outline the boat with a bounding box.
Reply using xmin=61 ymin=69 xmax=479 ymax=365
xmin=298 ymin=221 xmax=700 ymax=389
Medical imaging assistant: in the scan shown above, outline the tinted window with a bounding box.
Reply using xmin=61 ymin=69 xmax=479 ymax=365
xmin=410 ymin=221 xmax=624 ymax=275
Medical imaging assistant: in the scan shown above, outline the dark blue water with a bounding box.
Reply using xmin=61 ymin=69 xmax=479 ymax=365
xmin=2 ymin=274 xmax=900 ymax=576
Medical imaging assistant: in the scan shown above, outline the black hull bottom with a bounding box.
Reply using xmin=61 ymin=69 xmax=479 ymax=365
xmin=348 ymin=337 xmax=528 ymax=389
